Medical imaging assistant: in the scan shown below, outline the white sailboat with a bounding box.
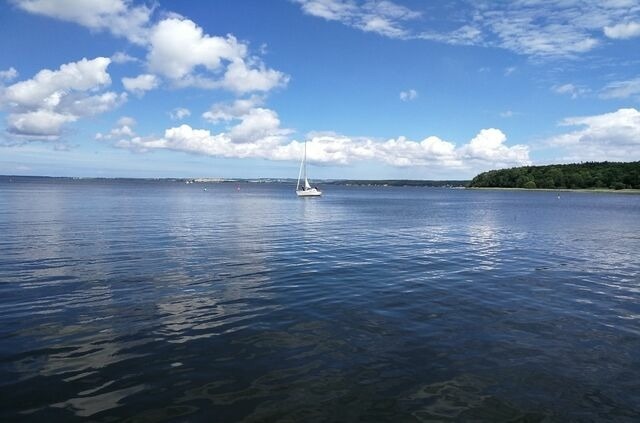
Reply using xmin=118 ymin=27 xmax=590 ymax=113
xmin=296 ymin=140 xmax=322 ymax=197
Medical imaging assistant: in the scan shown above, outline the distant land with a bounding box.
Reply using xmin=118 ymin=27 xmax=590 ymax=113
xmin=0 ymin=175 xmax=470 ymax=188
xmin=469 ymin=161 xmax=640 ymax=190
xmin=325 ymin=179 xmax=468 ymax=187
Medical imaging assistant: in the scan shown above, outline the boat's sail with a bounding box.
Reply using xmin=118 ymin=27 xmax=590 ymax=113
xmin=296 ymin=141 xmax=322 ymax=197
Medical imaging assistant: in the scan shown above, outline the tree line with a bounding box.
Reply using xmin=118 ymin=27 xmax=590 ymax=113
xmin=469 ymin=161 xmax=640 ymax=190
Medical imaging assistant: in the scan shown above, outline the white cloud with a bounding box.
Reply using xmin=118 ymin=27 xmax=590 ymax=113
xmin=96 ymin=116 xmax=136 ymax=141
xmin=604 ymin=21 xmax=640 ymax=39
xmin=547 ymin=108 xmax=640 ymax=161
xmin=146 ymin=17 xmax=288 ymax=93
xmin=600 ymin=77 xmax=640 ymax=99
xmin=460 ymin=128 xmax=530 ymax=166
xmin=147 ymin=18 xmax=245 ymax=80
xmin=293 ymin=0 xmax=421 ymax=39
xmin=3 ymin=57 xmax=111 ymax=107
xmin=293 ymin=1 xmax=640 ymax=58
xmin=112 ymin=109 xmax=529 ymax=172
xmin=0 ymin=67 xmax=18 ymax=82
xmin=419 ymin=25 xmax=483 ymax=46
xmin=169 ymin=107 xmax=191 ymax=120
xmin=13 ymin=0 xmax=152 ymax=45
xmin=111 ymin=51 xmax=139 ymax=64
xmin=500 ymin=110 xmax=515 ymax=118
xmin=15 ymin=3 xmax=288 ymax=98
xmin=7 ymin=5 xmax=290 ymax=145
xmin=552 ymin=83 xmax=590 ymax=99
xmin=7 ymin=110 xmax=77 ymax=138
xmin=116 ymin=116 xmax=135 ymax=127
xmin=121 ymin=73 xmax=159 ymax=95
xmin=1 ymin=57 xmax=126 ymax=140
xmin=202 ymin=97 xmax=292 ymax=144
xmin=227 ymin=107 xmax=290 ymax=143
xmin=442 ymin=2 xmax=640 ymax=57
xmin=399 ymin=89 xmax=418 ymax=101
xmin=203 ymin=96 xmax=264 ymax=123
xmin=484 ymin=13 xmax=599 ymax=57
xmin=64 ymin=91 xmax=127 ymax=116
xmin=504 ymin=66 xmax=516 ymax=76
xmin=295 ymin=0 xmax=356 ymax=21
xmin=220 ymin=59 xmax=289 ymax=93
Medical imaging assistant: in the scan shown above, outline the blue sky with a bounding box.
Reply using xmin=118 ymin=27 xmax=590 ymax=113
xmin=1 ymin=0 xmax=639 ymax=179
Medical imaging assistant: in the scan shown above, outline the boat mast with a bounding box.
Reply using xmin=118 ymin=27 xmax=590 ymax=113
xmin=303 ymin=140 xmax=307 ymax=185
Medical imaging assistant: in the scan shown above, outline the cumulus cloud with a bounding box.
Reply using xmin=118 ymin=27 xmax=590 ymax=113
xmin=7 ymin=110 xmax=77 ymax=138
xmin=146 ymin=17 xmax=288 ymax=92
xmin=3 ymin=57 xmax=111 ymax=107
xmin=13 ymin=0 xmax=152 ymax=45
xmin=220 ymin=59 xmax=289 ymax=93
xmin=96 ymin=116 xmax=136 ymax=141
xmin=169 ymin=107 xmax=191 ymax=120
xmin=202 ymin=97 xmax=292 ymax=144
xmin=110 ymin=104 xmax=530 ymax=171
xmin=121 ymin=73 xmax=159 ymax=95
xmin=65 ymin=91 xmax=127 ymax=116
xmin=460 ymin=128 xmax=530 ymax=167
xmin=0 ymin=67 xmax=18 ymax=82
xmin=203 ymin=96 xmax=264 ymax=123
xmin=604 ymin=21 xmax=640 ymax=39
xmin=147 ymin=18 xmax=245 ymax=79
xmin=228 ymin=108 xmax=291 ymax=143
xmin=547 ymin=108 xmax=640 ymax=162
xmin=1 ymin=57 xmax=126 ymax=140
xmin=399 ymin=89 xmax=418 ymax=101
xmin=16 ymin=5 xmax=288 ymax=95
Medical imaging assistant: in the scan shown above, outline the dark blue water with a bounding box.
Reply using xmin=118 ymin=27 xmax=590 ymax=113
xmin=1 ymin=178 xmax=639 ymax=421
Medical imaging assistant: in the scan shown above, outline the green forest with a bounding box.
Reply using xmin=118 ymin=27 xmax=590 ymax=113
xmin=469 ymin=161 xmax=640 ymax=190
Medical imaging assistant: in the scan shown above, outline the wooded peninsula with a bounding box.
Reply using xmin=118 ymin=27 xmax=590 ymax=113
xmin=469 ymin=161 xmax=640 ymax=190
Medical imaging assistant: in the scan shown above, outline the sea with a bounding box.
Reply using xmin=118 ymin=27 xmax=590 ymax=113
xmin=1 ymin=177 xmax=639 ymax=422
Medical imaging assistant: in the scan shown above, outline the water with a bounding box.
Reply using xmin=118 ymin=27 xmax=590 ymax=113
xmin=1 ymin=178 xmax=639 ymax=421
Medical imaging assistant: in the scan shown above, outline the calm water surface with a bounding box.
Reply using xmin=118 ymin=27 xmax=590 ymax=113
xmin=1 ymin=179 xmax=639 ymax=421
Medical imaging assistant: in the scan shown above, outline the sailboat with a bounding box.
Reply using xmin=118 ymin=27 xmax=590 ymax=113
xmin=296 ymin=140 xmax=322 ymax=197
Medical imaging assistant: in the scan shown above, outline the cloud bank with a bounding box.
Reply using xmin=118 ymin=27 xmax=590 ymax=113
xmin=548 ymin=108 xmax=640 ymax=162
xmin=99 ymin=97 xmax=531 ymax=171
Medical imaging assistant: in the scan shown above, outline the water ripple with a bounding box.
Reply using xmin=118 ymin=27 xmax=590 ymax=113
xmin=1 ymin=181 xmax=639 ymax=421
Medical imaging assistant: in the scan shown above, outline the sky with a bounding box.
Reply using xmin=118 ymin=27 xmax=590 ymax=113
xmin=0 ymin=0 xmax=639 ymax=179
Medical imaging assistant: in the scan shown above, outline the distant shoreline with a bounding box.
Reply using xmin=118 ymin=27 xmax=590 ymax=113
xmin=4 ymin=175 xmax=639 ymax=193
xmin=0 ymin=175 xmax=469 ymax=187
xmin=468 ymin=187 xmax=640 ymax=194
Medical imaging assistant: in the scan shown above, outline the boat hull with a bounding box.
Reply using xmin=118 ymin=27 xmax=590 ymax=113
xmin=296 ymin=189 xmax=322 ymax=197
